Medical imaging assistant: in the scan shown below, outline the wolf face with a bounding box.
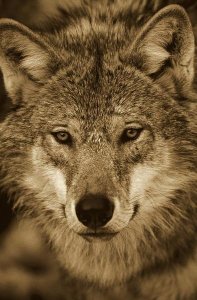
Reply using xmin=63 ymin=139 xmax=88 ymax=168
xmin=0 ymin=4 xmax=196 ymax=288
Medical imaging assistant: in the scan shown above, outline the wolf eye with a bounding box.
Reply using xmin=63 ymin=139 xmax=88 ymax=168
xmin=52 ymin=131 xmax=72 ymax=145
xmin=121 ymin=128 xmax=143 ymax=143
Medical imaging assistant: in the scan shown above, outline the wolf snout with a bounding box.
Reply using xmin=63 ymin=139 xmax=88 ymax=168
xmin=75 ymin=193 xmax=114 ymax=230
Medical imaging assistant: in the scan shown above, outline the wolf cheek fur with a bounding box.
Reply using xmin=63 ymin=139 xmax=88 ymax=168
xmin=0 ymin=3 xmax=196 ymax=300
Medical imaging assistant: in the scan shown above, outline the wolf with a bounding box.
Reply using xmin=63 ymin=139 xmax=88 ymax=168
xmin=0 ymin=1 xmax=196 ymax=299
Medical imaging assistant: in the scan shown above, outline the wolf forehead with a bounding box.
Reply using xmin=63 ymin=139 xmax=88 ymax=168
xmin=33 ymin=24 xmax=174 ymax=114
xmin=34 ymin=58 xmax=173 ymax=122
xmin=42 ymin=14 xmax=144 ymax=91
xmin=29 ymin=73 xmax=185 ymax=148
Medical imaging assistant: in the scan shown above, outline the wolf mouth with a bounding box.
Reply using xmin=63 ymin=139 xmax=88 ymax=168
xmin=79 ymin=232 xmax=118 ymax=241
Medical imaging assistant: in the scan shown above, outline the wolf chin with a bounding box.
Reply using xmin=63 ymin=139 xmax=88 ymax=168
xmin=0 ymin=1 xmax=196 ymax=299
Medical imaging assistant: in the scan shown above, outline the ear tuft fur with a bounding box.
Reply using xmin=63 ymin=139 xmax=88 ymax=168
xmin=129 ymin=5 xmax=195 ymax=98
xmin=0 ymin=19 xmax=59 ymax=100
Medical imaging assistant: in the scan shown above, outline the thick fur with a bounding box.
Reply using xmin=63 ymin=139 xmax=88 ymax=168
xmin=0 ymin=1 xmax=196 ymax=299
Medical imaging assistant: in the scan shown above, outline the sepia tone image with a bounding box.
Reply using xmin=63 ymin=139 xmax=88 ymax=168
xmin=0 ymin=1 xmax=196 ymax=299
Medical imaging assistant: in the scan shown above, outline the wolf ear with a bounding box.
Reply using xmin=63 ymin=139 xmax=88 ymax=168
xmin=0 ymin=19 xmax=60 ymax=101
xmin=129 ymin=5 xmax=195 ymax=98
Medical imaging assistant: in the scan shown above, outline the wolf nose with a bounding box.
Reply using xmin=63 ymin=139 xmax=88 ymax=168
xmin=76 ymin=193 xmax=114 ymax=229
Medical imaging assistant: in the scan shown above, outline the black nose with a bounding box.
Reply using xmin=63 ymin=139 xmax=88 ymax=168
xmin=76 ymin=193 xmax=114 ymax=229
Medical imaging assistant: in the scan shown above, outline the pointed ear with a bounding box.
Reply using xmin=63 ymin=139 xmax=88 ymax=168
xmin=0 ymin=19 xmax=60 ymax=101
xmin=129 ymin=5 xmax=195 ymax=98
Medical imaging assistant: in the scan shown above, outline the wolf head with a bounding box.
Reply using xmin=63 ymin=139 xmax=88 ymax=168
xmin=0 ymin=4 xmax=196 ymax=286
